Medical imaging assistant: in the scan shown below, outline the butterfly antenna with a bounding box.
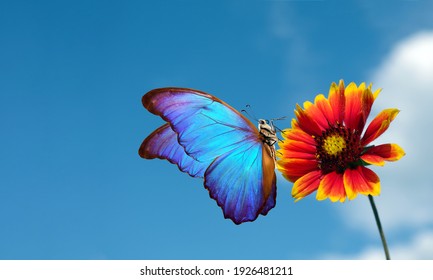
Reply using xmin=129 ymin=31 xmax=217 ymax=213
xmin=269 ymin=116 xmax=288 ymax=142
xmin=241 ymin=104 xmax=259 ymax=122
xmin=271 ymin=116 xmax=287 ymax=122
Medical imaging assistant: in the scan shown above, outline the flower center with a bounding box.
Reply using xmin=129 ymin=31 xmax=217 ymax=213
xmin=315 ymin=124 xmax=362 ymax=174
xmin=322 ymin=134 xmax=346 ymax=156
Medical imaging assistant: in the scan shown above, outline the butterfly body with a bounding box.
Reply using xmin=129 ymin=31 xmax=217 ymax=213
xmin=139 ymin=88 xmax=277 ymax=224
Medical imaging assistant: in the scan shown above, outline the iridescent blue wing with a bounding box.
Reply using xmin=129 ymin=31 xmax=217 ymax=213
xmin=204 ymin=141 xmax=277 ymax=224
xmin=139 ymin=123 xmax=209 ymax=177
xmin=139 ymin=88 xmax=276 ymax=224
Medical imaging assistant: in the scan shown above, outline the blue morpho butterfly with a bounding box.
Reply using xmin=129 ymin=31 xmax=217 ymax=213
xmin=139 ymin=88 xmax=278 ymax=224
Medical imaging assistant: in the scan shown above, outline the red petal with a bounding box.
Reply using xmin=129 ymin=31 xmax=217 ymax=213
xmin=303 ymin=99 xmax=328 ymax=130
xmin=277 ymin=158 xmax=318 ymax=182
xmin=292 ymin=170 xmax=322 ymax=201
xmin=278 ymin=150 xmax=317 ymax=160
xmin=281 ymin=125 xmax=316 ymax=146
xmin=277 ymin=138 xmax=316 ymax=160
xmin=360 ymin=84 xmax=376 ymax=131
xmin=343 ymin=166 xmax=380 ymax=200
xmin=328 ymin=80 xmax=345 ymax=124
xmin=316 ymin=172 xmax=346 ymax=202
xmin=279 ymin=139 xmax=316 ymax=154
xmin=294 ymin=104 xmax=323 ymax=137
xmin=344 ymin=82 xmax=363 ymax=130
xmin=361 ymin=143 xmax=406 ymax=166
xmin=362 ymin=108 xmax=400 ymax=145
xmin=360 ymin=154 xmax=385 ymax=166
xmin=315 ymin=94 xmax=336 ymax=125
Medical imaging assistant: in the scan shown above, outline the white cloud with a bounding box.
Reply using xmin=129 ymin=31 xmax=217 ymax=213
xmin=340 ymin=31 xmax=433 ymax=234
xmin=324 ymin=230 xmax=433 ymax=260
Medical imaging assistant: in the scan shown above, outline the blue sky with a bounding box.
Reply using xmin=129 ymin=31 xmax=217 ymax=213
xmin=1 ymin=0 xmax=433 ymax=259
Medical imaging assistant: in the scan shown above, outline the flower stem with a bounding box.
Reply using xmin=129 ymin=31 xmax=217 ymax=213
xmin=368 ymin=195 xmax=390 ymax=260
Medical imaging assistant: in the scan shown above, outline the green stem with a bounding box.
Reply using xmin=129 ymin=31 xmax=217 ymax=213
xmin=368 ymin=195 xmax=390 ymax=260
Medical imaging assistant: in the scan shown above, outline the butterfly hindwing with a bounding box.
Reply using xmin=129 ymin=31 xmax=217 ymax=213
xmin=139 ymin=123 xmax=209 ymax=177
xmin=260 ymin=144 xmax=277 ymax=216
xmin=204 ymin=137 xmax=276 ymax=224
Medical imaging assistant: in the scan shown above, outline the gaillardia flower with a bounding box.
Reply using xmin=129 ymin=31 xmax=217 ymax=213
xmin=277 ymin=80 xmax=405 ymax=202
